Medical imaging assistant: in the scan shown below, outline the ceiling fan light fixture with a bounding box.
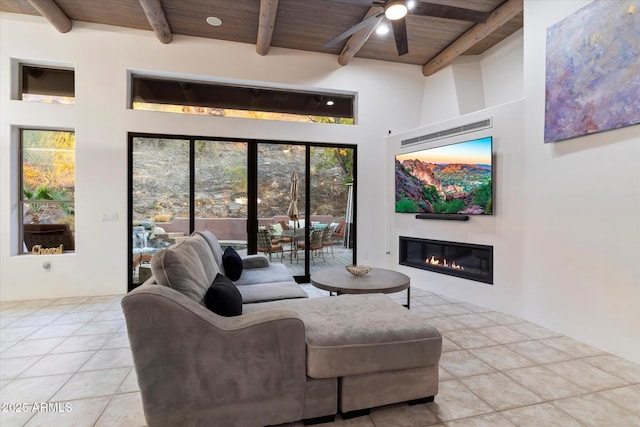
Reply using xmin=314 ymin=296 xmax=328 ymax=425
xmin=385 ymin=1 xmax=408 ymax=20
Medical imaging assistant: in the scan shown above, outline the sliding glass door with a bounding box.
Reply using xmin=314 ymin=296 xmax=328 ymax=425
xmin=129 ymin=134 xmax=356 ymax=289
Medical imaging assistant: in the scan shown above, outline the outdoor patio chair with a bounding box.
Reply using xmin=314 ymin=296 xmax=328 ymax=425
xmin=321 ymin=226 xmax=335 ymax=258
xmin=257 ymin=228 xmax=284 ymax=262
xmin=297 ymin=229 xmax=325 ymax=265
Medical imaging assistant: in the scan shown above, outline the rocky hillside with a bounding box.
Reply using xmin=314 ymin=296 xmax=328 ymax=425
xmin=132 ymin=139 xmax=352 ymax=222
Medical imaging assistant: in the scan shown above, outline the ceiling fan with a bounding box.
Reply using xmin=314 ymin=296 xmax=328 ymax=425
xmin=324 ymin=0 xmax=490 ymax=56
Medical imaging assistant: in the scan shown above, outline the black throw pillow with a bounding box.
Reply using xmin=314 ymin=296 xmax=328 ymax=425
xmin=204 ymin=273 xmax=242 ymax=317
xmin=222 ymin=246 xmax=243 ymax=281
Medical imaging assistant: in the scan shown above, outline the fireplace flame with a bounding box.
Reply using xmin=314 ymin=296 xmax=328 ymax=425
xmin=426 ymin=255 xmax=464 ymax=270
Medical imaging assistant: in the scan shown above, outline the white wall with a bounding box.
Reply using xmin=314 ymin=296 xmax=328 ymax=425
xmin=387 ymin=101 xmax=526 ymax=317
xmin=0 ymin=13 xmax=426 ymax=300
xmin=521 ymin=1 xmax=639 ymax=363
xmin=392 ymin=2 xmax=639 ymax=363
xmin=419 ymin=29 xmax=524 ymax=125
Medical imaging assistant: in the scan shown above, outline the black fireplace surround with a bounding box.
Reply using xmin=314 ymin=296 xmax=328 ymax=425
xmin=399 ymin=236 xmax=493 ymax=284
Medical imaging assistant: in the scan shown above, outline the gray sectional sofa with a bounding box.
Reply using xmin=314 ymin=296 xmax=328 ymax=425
xmin=122 ymin=230 xmax=442 ymax=427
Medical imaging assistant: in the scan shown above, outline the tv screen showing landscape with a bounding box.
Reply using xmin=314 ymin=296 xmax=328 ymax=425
xmin=395 ymin=136 xmax=493 ymax=215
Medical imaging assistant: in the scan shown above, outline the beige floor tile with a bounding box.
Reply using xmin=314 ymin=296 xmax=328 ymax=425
xmin=439 ymin=365 xmax=454 ymax=381
xmin=443 ymin=330 xmax=498 ymax=349
xmin=73 ymin=320 xmax=124 ymax=336
xmin=95 ymin=392 xmax=147 ymax=427
xmin=0 ymin=337 xmax=66 ymax=358
xmin=426 ymin=380 xmax=493 ymax=421
xmin=52 ymin=367 xmax=130 ymax=401
xmin=102 ymin=332 xmax=132 ymax=349
xmin=434 ymin=304 xmax=473 ymax=316
xmin=474 ymin=326 xmax=529 ymax=345
xmin=50 ymin=333 xmax=113 ymax=354
xmin=596 ymin=384 xmax=640 ymax=416
xmin=0 ymin=326 xmax=40 ymax=342
xmin=449 ymin=314 xmax=498 ymax=329
xmin=369 ymin=402 xmax=441 ymax=426
xmin=460 ymin=373 xmax=543 ymax=411
xmin=445 ymin=412 xmax=515 ymax=427
xmin=25 ymin=322 xmax=85 ymax=340
xmin=553 ymin=393 xmax=640 ymax=427
xmin=454 ymin=302 xmax=493 ymax=314
xmin=508 ymin=322 xmax=562 ymax=340
xmin=118 ymin=368 xmax=140 ymax=393
xmin=506 ymin=340 xmax=573 ymax=364
xmin=0 ymin=404 xmax=36 ymax=426
xmin=477 ymin=312 xmax=523 ymax=325
xmin=439 ymin=350 xmax=496 ymax=378
xmin=545 ymin=360 xmax=628 ymax=392
xmin=582 ymin=354 xmax=640 ymax=383
xmin=0 ymin=374 xmax=72 ymax=403
xmin=20 ymin=351 xmax=95 ymax=378
xmin=503 ymin=365 xmax=586 ymax=400
xmin=92 ymin=310 xmax=126 ymax=322
xmin=0 ymin=355 xmax=41 ymax=380
xmin=427 ymin=317 xmax=467 ymax=332
xmin=500 ymin=402 xmax=583 ymax=427
xmin=6 ymin=314 xmax=62 ymax=328
xmin=26 ymin=396 xmax=111 ymax=427
xmin=332 ymin=414 xmax=376 ymax=426
xmin=441 ymin=336 xmax=461 ymax=352
xmin=48 ymin=311 xmax=99 ymax=325
xmin=80 ymin=347 xmax=134 ymax=371
xmin=469 ymin=346 xmax=535 ymax=371
xmin=541 ymin=336 xmax=607 ymax=358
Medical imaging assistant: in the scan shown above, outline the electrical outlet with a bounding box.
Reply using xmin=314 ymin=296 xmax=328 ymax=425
xmin=102 ymin=211 xmax=119 ymax=221
xmin=42 ymin=261 xmax=51 ymax=272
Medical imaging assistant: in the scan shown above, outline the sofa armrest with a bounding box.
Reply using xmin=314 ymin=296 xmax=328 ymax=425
xmin=121 ymin=284 xmax=306 ymax=426
xmin=242 ymin=254 xmax=270 ymax=269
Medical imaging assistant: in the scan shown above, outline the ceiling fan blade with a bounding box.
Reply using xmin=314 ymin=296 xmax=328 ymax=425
xmin=413 ymin=2 xmax=490 ymax=23
xmin=391 ymin=17 xmax=408 ymax=56
xmin=324 ymin=12 xmax=384 ymax=48
xmin=327 ymin=0 xmax=380 ymax=5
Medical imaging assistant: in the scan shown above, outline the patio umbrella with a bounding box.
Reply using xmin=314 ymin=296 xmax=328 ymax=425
xmin=287 ymin=170 xmax=299 ymax=226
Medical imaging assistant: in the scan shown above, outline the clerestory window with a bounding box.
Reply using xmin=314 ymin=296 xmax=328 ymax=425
xmin=130 ymin=75 xmax=355 ymax=124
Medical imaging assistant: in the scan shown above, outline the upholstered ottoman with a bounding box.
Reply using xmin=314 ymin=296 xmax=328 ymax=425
xmin=244 ymin=293 xmax=442 ymax=414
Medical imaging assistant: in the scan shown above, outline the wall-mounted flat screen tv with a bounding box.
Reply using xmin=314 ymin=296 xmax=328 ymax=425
xmin=395 ymin=136 xmax=493 ymax=215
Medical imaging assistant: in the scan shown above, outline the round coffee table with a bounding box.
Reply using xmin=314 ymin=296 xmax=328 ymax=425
xmin=310 ymin=267 xmax=411 ymax=309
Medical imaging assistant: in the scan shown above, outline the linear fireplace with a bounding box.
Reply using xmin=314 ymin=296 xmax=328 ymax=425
xmin=399 ymin=236 xmax=493 ymax=284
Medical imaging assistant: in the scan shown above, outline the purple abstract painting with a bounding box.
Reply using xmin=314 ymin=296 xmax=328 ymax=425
xmin=544 ymin=0 xmax=640 ymax=143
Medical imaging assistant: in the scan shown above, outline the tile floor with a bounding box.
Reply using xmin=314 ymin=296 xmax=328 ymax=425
xmin=1 ymin=286 xmax=639 ymax=427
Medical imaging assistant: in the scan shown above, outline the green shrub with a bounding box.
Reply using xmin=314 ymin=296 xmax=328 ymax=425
xmin=396 ymin=196 xmax=419 ymax=213
xmin=434 ymin=199 xmax=465 ymax=214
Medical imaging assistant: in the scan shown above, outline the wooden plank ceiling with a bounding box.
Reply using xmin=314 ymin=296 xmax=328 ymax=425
xmin=1 ymin=0 xmax=523 ymax=76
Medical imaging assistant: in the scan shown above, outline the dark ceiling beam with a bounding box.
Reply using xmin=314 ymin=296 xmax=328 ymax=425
xmin=422 ymin=0 xmax=523 ymax=77
xmin=27 ymin=0 xmax=72 ymax=33
xmin=139 ymin=0 xmax=173 ymax=44
xmin=256 ymin=0 xmax=279 ymax=56
xmin=338 ymin=6 xmax=384 ymax=66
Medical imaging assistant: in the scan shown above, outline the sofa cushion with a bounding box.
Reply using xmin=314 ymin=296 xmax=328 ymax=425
xmin=244 ymin=294 xmax=442 ymax=379
xmin=193 ymin=230 xmax=225 ymax=273
xmin=239 ymin=281 xmax=308 ymax=304
xmin=234 ymin=263 xmax=296 ymax=286
xmin=182 ymin=233 xmax=221 ymax=285
xmin=222 ymin=247 xmax=243 ymax=281
xmin=150 ymin=242 xmax=210 ymax=306
xmin=204 ymin=273 xmax=243 ymax=317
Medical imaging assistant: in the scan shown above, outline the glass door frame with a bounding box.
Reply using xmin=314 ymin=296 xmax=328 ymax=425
xmin=128 ymin=132 xmax=357 ymax=290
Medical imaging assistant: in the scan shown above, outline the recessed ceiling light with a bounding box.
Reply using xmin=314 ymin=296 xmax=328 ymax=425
xmin=206 ymin=16 xmax=222 ymax=27
xmin=326 ymin=100 xmax=335 ymax=106
xmin=407 ymin=0 xmax=416 ymax=10
xmin=376 ymin=24 xmax=390 ymax=35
